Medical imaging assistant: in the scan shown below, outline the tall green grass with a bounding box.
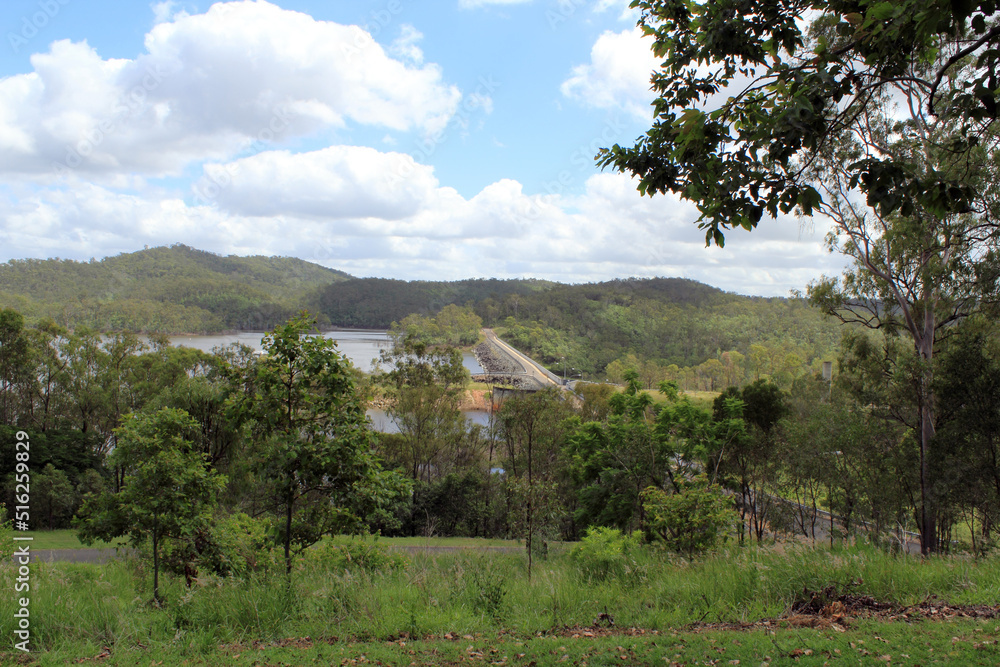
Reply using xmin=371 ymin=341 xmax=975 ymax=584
xmin=4 ymin=540 xmax=999 ymax=654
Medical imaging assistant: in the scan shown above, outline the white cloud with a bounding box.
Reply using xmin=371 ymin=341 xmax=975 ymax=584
xmin=390 ymin=24 xmax=424 ymax=64
xmin=561 ymin=27 xmax=659 ymax=120
xmin=195 ymin=146 xmax=443 ymax=221
xmin=0 ymin=1 xmax=461 ymax=178
xmin=151 ymin=1 xmax=186 ymax=24
xmin=0 ymin=152 xmax=846 ymax=296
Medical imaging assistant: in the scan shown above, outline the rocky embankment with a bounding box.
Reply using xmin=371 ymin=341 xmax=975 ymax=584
xmin=473 ymin=341 xmax=534 ymax=389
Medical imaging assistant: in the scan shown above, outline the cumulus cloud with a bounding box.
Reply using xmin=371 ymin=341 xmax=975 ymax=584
xmin=0 ymin=155 xmax=846 ymax=296
xmin=561 ymin=27 xmax=659 ymax=120
xmin=195 ymin=146 xmax=443 ymax=222
xmin=0 ymin=0 xmax=461 ymax=178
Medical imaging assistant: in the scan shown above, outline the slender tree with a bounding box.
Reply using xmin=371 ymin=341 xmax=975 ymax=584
xmin=77 ymin=407 xmax=225 ymax=604
xmin=243 ymin=313 xmax=405 ymax=575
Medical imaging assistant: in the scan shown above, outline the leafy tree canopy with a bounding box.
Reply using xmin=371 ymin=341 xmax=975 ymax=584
xmin=598 ymin=0 xmax=999 ymax=244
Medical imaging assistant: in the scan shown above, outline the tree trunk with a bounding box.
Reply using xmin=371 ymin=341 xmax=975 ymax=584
xmin=526 ymin=430 xmax=533 ymax=581
xmin=285 ymin=493 xmax=293 ymax=576
xmin=153 ymin=514 xmax=160 ymax=605
xmin=918 ymin=279 xmax=937 ymax=555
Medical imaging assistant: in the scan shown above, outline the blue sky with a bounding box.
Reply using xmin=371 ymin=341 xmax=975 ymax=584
xmin=0 ymin=0 xmax=846 ymax=295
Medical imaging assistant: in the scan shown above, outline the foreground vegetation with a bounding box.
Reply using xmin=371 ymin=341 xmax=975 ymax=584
xmin=5 ymin=541 xmax=1000 ymax=664
xmin=13 ymin=620 xmax=1000 ymax=666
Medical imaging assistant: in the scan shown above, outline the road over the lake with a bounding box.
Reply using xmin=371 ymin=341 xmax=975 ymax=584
xmin=481 ymin=328 xmax=565 ymax=390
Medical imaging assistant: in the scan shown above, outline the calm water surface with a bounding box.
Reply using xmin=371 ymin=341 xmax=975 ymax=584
xmin=168 ymin=330 xmax=483 ymax=375
xmin=168 ymin=330 xmax=488 ymax=433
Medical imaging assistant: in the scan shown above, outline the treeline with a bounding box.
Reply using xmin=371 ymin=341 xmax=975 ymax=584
xmin=0 ymin=244 xmax=349 ymax=332
xmin=3 ymin=304 xmax=1000 ymax=592
xmin=0 ymin=246 xmax=842 ymax=386
xmin=0 ymin=308 xmax=228 ymax=530
xmin=311 ymin=277 xmax=551 ymax=329
xmin=481 ymin=279 xmax=841 ymax=380
xmin=348 ymin=278 xmax=843 ymax=388
xmin=375 ymin=314 xmax=1000 ymax=556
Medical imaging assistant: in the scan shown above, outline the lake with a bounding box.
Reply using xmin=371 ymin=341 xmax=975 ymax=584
xmin=366 ymin=408 xmax=492 ymax=434
xmin=167 ymin=330 xmax=489 ymax=433
xmin=167 ymin=330 xmax=484 ymax=375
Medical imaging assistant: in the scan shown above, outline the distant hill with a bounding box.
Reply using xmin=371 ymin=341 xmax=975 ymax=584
xmin=0 ymin=247 xmax=841 ymax=380
xmin=313 ymin=277 xmax=554 ymax=329
xmin=312 ymin=275 xmax=842 ymax=375
xmin=460 ymin=276 xmax=841 ymax=372
xmin=0 ymin=244 xmax=351 ymax=332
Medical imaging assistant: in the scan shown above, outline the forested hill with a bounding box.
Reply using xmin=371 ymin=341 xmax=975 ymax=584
xmin=312 ymin=277 xmax=555 ymax=329
xmin=313 ymin=276 xmax=843 ymax=384
xmin=0 ymin=246 xmax=842 ymax=384
xmin=466 ymin=277 xmax=842 ymax=382
xmin=0 ymin=244 xmax=350 ymax=333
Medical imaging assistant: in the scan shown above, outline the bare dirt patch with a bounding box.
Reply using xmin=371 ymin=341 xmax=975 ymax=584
xmin=688 ymin=582 xmax=1000 ymax=634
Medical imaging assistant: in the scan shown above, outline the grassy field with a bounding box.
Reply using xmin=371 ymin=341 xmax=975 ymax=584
xmin=640 ymin=388 xmax=718 ymax=412
xmin=3 ymin=540 xmax=1000 ymax=664
xmin=17 ymin=619 xmax=1000 ymax=665
xmin=14 ymin=529 xmax=125 ymax=550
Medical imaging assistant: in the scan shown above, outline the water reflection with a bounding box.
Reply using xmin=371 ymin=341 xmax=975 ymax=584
xmin=366 ymin=408 xmax=492 ymax=434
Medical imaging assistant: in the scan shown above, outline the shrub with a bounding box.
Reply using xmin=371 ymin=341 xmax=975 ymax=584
xmin=642 ymin=476 xmax=736 ymax=556
xmin=310 ymin=537 xmax=408 ymax=572
xmin=153 ymin=511 xmax=278 ymax=581
xmin=207 ymin=512 xmax=278 ymax=576
xmin=568 ymin=526 xmax=642 ymax=581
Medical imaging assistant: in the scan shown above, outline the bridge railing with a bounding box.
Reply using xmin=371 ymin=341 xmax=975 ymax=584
xmin=491 ymin=334 xmax=563 ymax=386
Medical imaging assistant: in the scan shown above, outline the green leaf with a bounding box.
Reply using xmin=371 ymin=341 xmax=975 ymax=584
xmin=869 ymin=2 xmax=897 ymax=21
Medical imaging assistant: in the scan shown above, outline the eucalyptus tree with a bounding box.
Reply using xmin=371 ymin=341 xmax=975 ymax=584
xmin=498 ymin=387 xmax=573 ymax=577
xmin=597 ymin=0 xmax=998 ymax=244
xmin=241 ymin=313 xmax=405 ymax=575
xmin=599 ymin=0 xmax=1000 ymax=553
xmin=933 ymin=320 xmax=1000 ymax=551
xmin=22 ymin=320 xmax=69 ymax=432
xmin=803 ymin=67 xmax=1000 ymax=551
xmin=376 ymin=334 xmax=469 ymax=484
xmin=0 ymin=308 xmax=30 ymax=426
xmin=77 ymin=407 xmax=225 ymax=604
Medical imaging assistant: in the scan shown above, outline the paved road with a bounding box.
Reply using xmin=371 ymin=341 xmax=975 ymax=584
xmin=12 ymin=548 xmax=125 ymax=564
xmin=482 ymin=329 xmax=563 ymax=390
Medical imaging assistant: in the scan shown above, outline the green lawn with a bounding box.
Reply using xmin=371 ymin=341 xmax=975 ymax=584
xmin=14 ymin=619 xmax=1000 ymax=665
xmin=5 ymin=541 xmax=1000 ymax=664
xmin=16 ymin=529 xmax=126 ymax=550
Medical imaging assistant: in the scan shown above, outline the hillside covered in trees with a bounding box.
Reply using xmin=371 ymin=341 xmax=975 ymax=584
xmin=312 ymin=277 xmax=554 ymax=329
xmin=317 ymin=277 xmax=843 ymax=387
xmin=0 ymin=246 xmax=843 ymax=384
xmin=0 ymin=245 xmax=350 ymax=332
